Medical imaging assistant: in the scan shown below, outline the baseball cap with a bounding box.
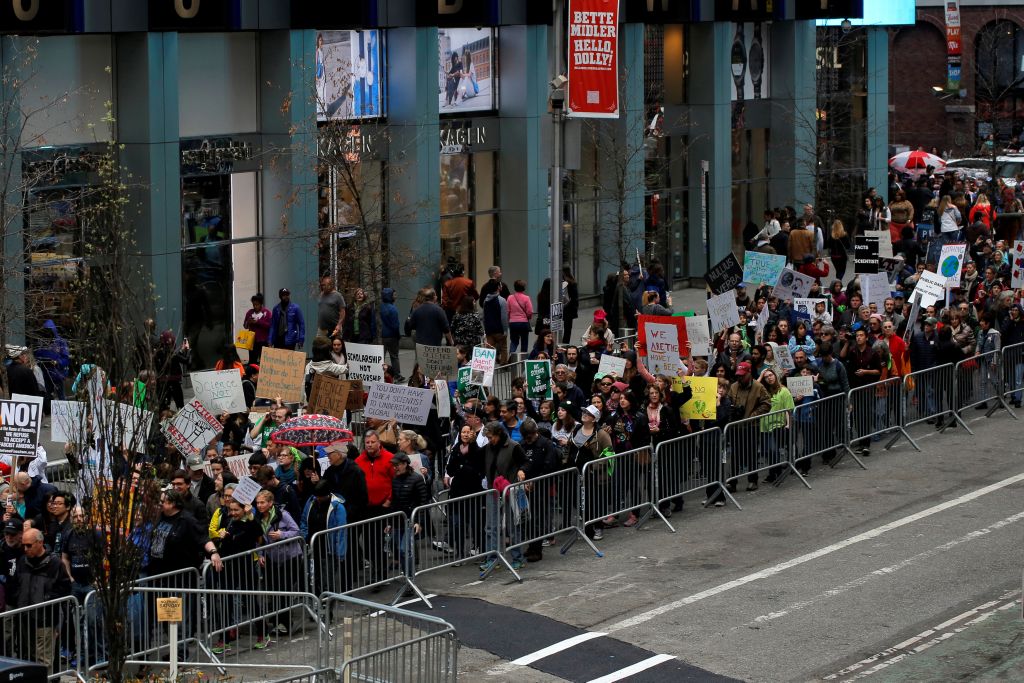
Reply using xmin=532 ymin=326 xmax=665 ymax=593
xmin=611 ymin=381 xmax=628 ymax=392
xmin=464 ymin=403 xmax=486 ymax=418
xmin=186 ymin=454 xmax=204 ymax=471
xmin=3 ymin=518 xmax=23 ymax=534
xmin=391 ymin=452 xmax=412 ymax=465
xmin=584 ymin=405 xmax=602 ymax=421
xmin=924 ymin=316 xmax=939 ymax=325
xmin=324 ymin=441 xmax=347 ymax=454
xmin=279 ymin=287 xmax=291 ymax=297
xmin=593 ymin=309 xmax=607 ymax=322
xmin=735 ymin=361 xmax=752 ymax=376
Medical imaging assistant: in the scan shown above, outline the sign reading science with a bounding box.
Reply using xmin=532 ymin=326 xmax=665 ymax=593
xmin=567 ymin=0 xmax=620 ymax=119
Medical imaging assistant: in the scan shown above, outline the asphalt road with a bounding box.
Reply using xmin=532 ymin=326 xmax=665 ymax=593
xmin=409 ymin=408 xmax=1024 ymax=682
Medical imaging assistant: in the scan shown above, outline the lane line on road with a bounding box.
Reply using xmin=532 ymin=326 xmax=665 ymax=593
xmin=743 ymin=510 xmax=1024 ymax=626
xmin=510 ymin=632 xmax=608 ymax=666
xmin=603 ymin=471 xmax=1024 ymax=633
xmin=585 ymin=654 xmax=677 ymax=683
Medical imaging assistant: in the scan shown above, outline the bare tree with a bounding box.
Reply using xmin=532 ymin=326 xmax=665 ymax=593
xmin=973 ymin=15 xmax=1024 ymax=180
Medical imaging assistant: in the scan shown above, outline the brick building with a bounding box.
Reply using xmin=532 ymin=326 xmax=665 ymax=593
xmin=891 ymin=1 xmax=1024 ymax=157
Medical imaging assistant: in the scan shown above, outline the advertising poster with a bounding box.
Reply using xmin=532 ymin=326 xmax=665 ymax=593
xmin=729 ymin=22 xmax=771 ymax=101
xmin=567 ymin=0 xmax=620 ymax=118
xmin=316 ymin=30 xmax=383 ymax=120
xmin=439 ymin=28 xmax=494 ymax=113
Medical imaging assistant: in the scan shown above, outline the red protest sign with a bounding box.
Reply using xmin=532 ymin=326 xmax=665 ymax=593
xmin=636 ymin=315 xmax=690 ymax=359
xmin=567 ymin=0 xmax=620 ymax=119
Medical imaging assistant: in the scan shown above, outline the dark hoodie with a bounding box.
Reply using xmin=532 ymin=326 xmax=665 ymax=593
xmin=380 ymin=288 xmax=400 ymax=339
xmin=323 ymin=457 xmax=369 ymax=522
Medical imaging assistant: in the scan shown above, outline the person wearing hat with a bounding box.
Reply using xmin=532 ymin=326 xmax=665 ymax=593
xmin=5 ymin=346 xmax=41 ymax=399
xmin=269 ymin=287 xmax=305 ymax=350
xmin=388 ymin=452 xmax=428 ymax=575
xmin=726 ymin=361 xmax=772 ymax=492
xmin=244 ymin=292 xmax=272 ymax=365
xmin=460 ymin=402 xmax=490 ymax=448
xmin=908 ymin=316 xmax=939 ymax=373
xmin=0 ymin=516 xmax=24 ymax=603
xmin=186 ymin=453 xmax=217 ymax=505
xmin=580 ymin=309 xmax=614 ymax=352
xmin=566 ymin=404 xmax=613 ymax=540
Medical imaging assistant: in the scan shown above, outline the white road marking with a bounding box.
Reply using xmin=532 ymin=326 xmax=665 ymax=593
xmin=603 ymin=471 xmax=1024 ymax=633
xmin=585 ymin=654 xmax=676 ymax=683
xmin=744 ymin=511 xmax=1024 ymax=626
xmin=510 ymin=632 xmax=607 ymax=666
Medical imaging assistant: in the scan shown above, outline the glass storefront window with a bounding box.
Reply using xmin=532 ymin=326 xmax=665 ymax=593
xmin=440 ymin=151 xmax=497 ymax=284
xmin=645 ymin=132 xmax=689 ymax=281
xmin=731 ymin=127 xmax=770 ymax=254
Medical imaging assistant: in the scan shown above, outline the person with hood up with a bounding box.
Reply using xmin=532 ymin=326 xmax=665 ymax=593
xmin=34 ymin=320 xmax=69 ymax=400
xmin=1001 ymin=304 xmax=1024 ymax=407
xmin=380 ymin=287 xmax=403 ymax=382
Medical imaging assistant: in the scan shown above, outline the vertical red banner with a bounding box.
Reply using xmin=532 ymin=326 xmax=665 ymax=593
xmin=567 ymin=0 xmax=620 ymax=118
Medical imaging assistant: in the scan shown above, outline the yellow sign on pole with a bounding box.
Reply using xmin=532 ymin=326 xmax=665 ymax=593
xmin=156 ymin=597 xmax=183 ymax=622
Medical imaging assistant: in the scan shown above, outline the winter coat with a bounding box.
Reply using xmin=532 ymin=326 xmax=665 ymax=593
xmin=445 ymin=442 xmax=485 ymax=498
xmin=482 ymin=432 xmax=526 ymax=487
xmin=482 ymin=293 xmax=509 ymax=335
xmin=13 ymin=552 xmax=70 ymax=618
xmin=323 ymin=457 xmax=369 ymax=521
xmin=355 ymin=450 xmax=395 ymax=507
xmin=258 ymin=506 xmax=302 ymax=562
xmin=389 ymin=470 xmax=429 ymax=517
xmin=380 ymin=288 xmax=401 ymax=339
xmin=300 ymin=493 xmax=347 ymax=557
xmin=270 ymin=302 xmax=306 ymax=348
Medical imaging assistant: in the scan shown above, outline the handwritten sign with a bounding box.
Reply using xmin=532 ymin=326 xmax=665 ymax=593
xmin=203 ymin=453 xmax=250 ymax=480
xmin=769 ymin=343 xmax=796 ymax=372
xmin=705 ymin=252 xmax=744 ymax=295
xmin=644 ymin=322 xmax=682 ymax=376
xmin=346 ymin=343 xmax=386 ymax=383
xmin=681 ymin=376 xmax=717 ymax=420
xmin=163 ymin=400 xmax=222 ymax=457
xmin=344 ymin=379 xmax=365 ymax=410
xmin=156 ymin=598 xmax=183 ymax=623
xmin=190 ymin=369 xmax=247 ymax=414
xmin=232 ymin=475 xmax=262 ymax=506
xmin=525 ymin=360 xmax=553 ymax=399
xmin=787 ymin=375 xmax=814 ymax=399
xmin=457 ymin=366 xmax=485 ymax=401
xmin=364 ymin=383 xmax=436 ymax=426
xmin=51 ymin=400 xmax=85 ymax=443
xmin=469 ymin=346 xmax=497 ymax=387
xmin=416 ymin=344 xmax=459 ymax=379
xmin=684 ymin=315 xmax=711 ymax=357
xmin=742 ymin=252 xmax=786 ymax=287
xmin=771 ymin=268 xmax=814 ymax=301
xmin=117 ymin=402 xmax=155 ymax=453
xmin=637 ymin=315 xmax=689 ymax=358
xmin=435 ymin=379 xmax=451 ymax=418
xmin=307 ymin=374 xmax=352 ymax=418
xmin=707 ymin=290 xmax=741 ymax=332
xmin=255 ymin=347 xmax=307 ymax=403
xmin=860 ymin=272 xmax=891 ymax=309
xmin=596 ymin=354 xmax=627 ymax=378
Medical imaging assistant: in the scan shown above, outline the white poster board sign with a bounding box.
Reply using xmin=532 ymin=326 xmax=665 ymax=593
xmin=434 ymin=379 xmax=451 ymax=419
xmin=51 ymin=400 xmax=86 ymax=444
xmin=163 ymin=400 xmax=223 ymax=457
xmin=597 ymin=354 xmax=627 ymax=378
xmin=771 ymin=268 xmax=814 ymax=301
xmin=232 ymin=476 xmax=262 ymax=506
xmin=684 ymin=315 xmax=712 ymax=357
xmin=643 ymin=322 xmax=682 ymax=376
xmin=786 ymin=375 xmax=814 ymax=399
xmin=769 ymin=343 xmax=796 ymax=372
xmin=364 ymin=383 xmax=436 ymax=426
xmin=860 ymin=272 xmax=891 ymax=309
xmin=707 ymin=290 xmax=741 ymax=332
xmin=469 ymin=346 xmax=497 ymax=387
xmin=346 ymin=342 xmax=386 ymax=383
xmin=938 ymin=243 xmax=967 ymax=287
xmin=914 ymin=270 xmax=948 ymax=307
xmin=190 ymin=369 xmax=247 ymax=414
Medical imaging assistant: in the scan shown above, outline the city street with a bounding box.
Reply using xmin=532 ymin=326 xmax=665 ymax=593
xmin=407 ymin=409 xmax=1024 ymax=682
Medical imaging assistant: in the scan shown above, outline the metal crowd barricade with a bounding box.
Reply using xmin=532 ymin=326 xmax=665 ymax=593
xmin=1001 ymin=342 xmax=1024 ymax=412
xmin=310 ymin=511 xmax=426 ymax=606
xmin=578 ymin=445 xmax=671 ymax=532
xmin=44 ymin=459 xmax=78 ymax=492
xmin=502 ymin=468 xmax=601 ymax=561
xmin=847 ymin=375 xmax=918 ymax=457
xmin=722 ymin=407 xmax=805 ymax=494
xmin=411 ymin=489 xmax=517 ymax=582
xmin=129 ymin=587 xmax=322 ymax=677
xmin=86 ymin=566 xmax=204 ymax=673
xmin=611 ymin=333 xmax=637 ymax=351
xmin=321 ymin=593 xmax=459 ymax=683
xmin=651 ymin=427 xmax=730 ymax=512
xmin=490 ymin=359 xmax=526 ymax=400
xmin=790 ymin=392 xmax=863 ymax=471
xmin=903 ymin=364 xmax=972 ymax=434
xmin=0 ymin=595 xmax=83 ymax=681
xmin=955 ymin=350 xmax=1012 ymax=418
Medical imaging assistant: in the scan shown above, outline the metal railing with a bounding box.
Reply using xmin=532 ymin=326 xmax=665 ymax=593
xmin=502 ymin=468 xmax=601 ymax=559
xmin=955 ymin=349 xmax=1011 ymax=417
xmin=652 ymin=428 xmax=728 ymax=511
xmin=0 ymin=595 xmax=83 ymax=681
xmin=491 ymin=359 xmax=527 ymax=401
xmin=578 ymin=446 xmax=671 ymax=531
xmin=723 ymin=407 xmax=805 ymax=493
xmin=791 ymin=392 xmax=862 ymax=471
xmin=1001 ymin=342 xmax=1024 ymax=412
xmin=849 ymin=376 xmax=917 ymax=457
xmin=904 ymin=364 xmax=972 ymax=434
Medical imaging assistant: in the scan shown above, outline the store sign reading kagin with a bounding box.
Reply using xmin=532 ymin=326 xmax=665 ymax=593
xmin=439 ymin=124 xmax=487 ymax=154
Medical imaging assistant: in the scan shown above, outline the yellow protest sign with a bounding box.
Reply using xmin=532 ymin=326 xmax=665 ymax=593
xmin=156 ymin=597 xmax=183 ymax=622
xmin=681 ymin=376 xmax=717 ymax=420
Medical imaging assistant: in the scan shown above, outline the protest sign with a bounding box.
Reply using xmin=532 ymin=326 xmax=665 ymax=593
xmin=938 ymin=243 xmax=967 ymax=287
xmin=684 ymin=315 xmax=711 ymax=357
xmin=1012 ymin=240 xmax=1024 ymax=289
xmin=307 ymin=374 xmax=351 ymax=418
xmin=164 ymin=400 xmax=222 ymax=457
xmin=416 ymin=344 xmax=459 ymax=379
xmin=203 ymin=453 xmax=249 ymax=480
xmin=681 ymin=376 xmax=717 ymax=420
xmin=346 ymin=342 xmax=386 ymax=383
xmin=854 ymin=236 xmax=880 ymax=274
xmin=255 ymin=347 xmax=307 ymax=403
xmin=864 ymin=229 xmax=894 ymax=260
xmin=860 ymin=272 xmax=891 ymax=309
xmin=457 ymin=366 xmax=485 ymax=401
xmin=51 ymin=400 xmax=85 ymax=443
xmin=705 ymin=252 xmax=744 ymax=295
xmin=742 ymin=252 xmax=786 ymax=287
xmin=793 ymin=298 xmax=827 ymax=320
xmin=190 ymin=369 xmax=247 ymax=414
xmin=525 ymin=360 xmax=553 ymax=399
xmin=344 ymin=379 xmax=365 ymax=410
xmin=770 ymin=343 xmax=796 ymax=372
xmin=637 ymin=314 xmax=689 ymax=358
xmin=597 ymin=354 xmax=627 ymax=378
xmin=903 ymin=293 xmax=923 ymax=344
xmin=771 ymin=268 xmax=814 ymax=301
xmin=232 ymin=476 xmax=262 ymax=506
xmin=644 ymin=323 xmax=682 ymax=375
xmin=754 ymin=304 xmax=770 ymax=338
xmin=364 ymin=383 xmax=435 ymax=426
xmin=118 ymin=403 xmax=154 ymax=452
xmin=549 ymin=301 xmax=563 ymax=332
xmin=913 ymin=270 xmax=947 ymax=307
xmin=707 ymin=290 xmax=741 ymax=332
xmin=786 ymin=375 xmax=814 ymax=399
xmin=435 ymin=379 xmax=451 ymax=418
xmin=469 ymin=346 xmax=497 ymax=387
xmin=0 ymin=397 xmax=42 ymax=458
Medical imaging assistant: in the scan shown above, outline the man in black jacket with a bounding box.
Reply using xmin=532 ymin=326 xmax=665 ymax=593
xmin=169 ymin=470 xmax=210 ymax=526
xmin=518 ymin=419 xmax=560 ymax=563
xmin=253 ymin=465 xmax=301 ymax=520
xmin=5 ymin=347 xmax=42 ymax=398
xmin=321 ymin=441 xmax=369 ymax=522
xmin=389 ymin=453 xmax=428 ymax=575
xmin=14 ymin=527 xmax=71 ymax=669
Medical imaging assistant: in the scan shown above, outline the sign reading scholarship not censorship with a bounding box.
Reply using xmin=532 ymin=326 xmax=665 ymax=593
xmin=190 ymin=369 xmax=247 ymax=414
xmin=364 ymin=383 xmax=435 ymax=426
xmin=346 ymin=343 xmax=386 ymax=383
xmin=0 ymin=397 xmax=42 ymax=458
xmin=415 ymin=344 xmax=459 ymax=378
xmin=255 ymin=347 xmax=307 ymax=403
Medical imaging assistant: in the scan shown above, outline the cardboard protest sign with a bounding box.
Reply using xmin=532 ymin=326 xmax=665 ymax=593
xmin=786 ymin=375 xmax=814 ymax=400
xmin=51 ymin=400 xmax=86 ymax=443
xmin=434 ymin=379 xmax=452 ymax=418
xmin=524 ymin=360 xmax=553 ymax=399
xmin=255 ymin=347 xmax=307 ymax=403
xmin=344 ymin=379 xmax=365 ymax=410
xmin=938 ymin=243 xmax=967 ymax=286
xmin=684 ymin=315 xmax=711 ymax=357
xmin=771 ymin=268 xmax=814 ymax=301
xmin=163 ymin=400 xmax=222 ymax=457
xmin=596 ymin=354 xmax=627 ymax=378
xmin=232 ymin=476 xmax=262 ymax=506
xmin=742 ymin=252 xmax=786 ymax=287
xmin=644 ymin=322 xmax=682 ymax=375
xmin=307 ymin=373 xmax=351 ymax=418
xmin=1012 ymin=241 xmax=1024 ymax=290
xmin=416 ymin=344 xmax=459 ymax=379
xmin=637 ymin=314 xmax=689 ymax=360
xmin=769 ymin=343 xmax=796 ymax=372
xmin=549 ymin=301 xmax=563 ymax=332
xmin=469 ymin=346 xmax=497 ymax=387
xmin=707 ymin=290 xmax=741 ymax=332
xmin=854 ymin=236 xmax=880 ymax=274
xmin=190 ymin=369 xmax=247 ymax=414
xmin=705 ymin=252 xmax=744 ymax=295
xmin=860 ymin=272 xmax=891 ymax=309
xmin=346 ymin=343 xmax=386 ymax=383
xmin=913 ymin=270 xmax=947 ymax=307
xmin=681 ymin=376 xmax=717 ymax=420
xmin=363 ymin=383 xmax=435 ymax=426
xmin=0 ymin=397 xmax=42 ymax=458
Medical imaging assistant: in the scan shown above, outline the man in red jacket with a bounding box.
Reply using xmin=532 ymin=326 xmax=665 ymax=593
xmin=355 ymin=431 xmax=395 ymax=585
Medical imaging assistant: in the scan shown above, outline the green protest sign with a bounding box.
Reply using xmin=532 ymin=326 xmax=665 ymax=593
xmin=457 ymin=366 xmax=484 ymax=401
xmin=525 ymin=360 xmax=552 ymax=400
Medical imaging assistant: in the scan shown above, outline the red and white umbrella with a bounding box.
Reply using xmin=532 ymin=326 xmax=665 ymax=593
xmin=889 ymin=150 xmax=946 ymax=176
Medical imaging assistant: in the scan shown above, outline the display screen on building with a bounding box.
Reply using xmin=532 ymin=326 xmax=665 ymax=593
xmin=316 ymin=30 xmax=384 ymax=121
xmin=439 ymin=28 xmax=495 ymax=114
xmin=730 ymin=23 xmax=770 ymax=102
xmin=817 ymin=0 xmax=915 ymax=26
